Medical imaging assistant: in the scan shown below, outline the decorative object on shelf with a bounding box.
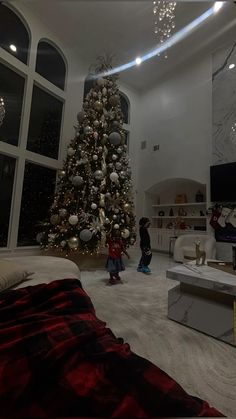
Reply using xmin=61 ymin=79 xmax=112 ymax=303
xmin=169 ymin=208 xmax=174 ymax=216
xmin=195 ymin=190 xmax=204 ymax=202
xmin=178 ymin=207 xmax=187 ymax=217
xmin=0 ymin=97 xmax=5 ymax=127
xmin=175 ymin=194 xmax=187 ymax=204
xmin=152 ymin=0 xmax=177 ymax=59
xmin=195 ymin=240 xmax=206 ymax=266
xmin=158 ymin=210 xmax=165 ymax=216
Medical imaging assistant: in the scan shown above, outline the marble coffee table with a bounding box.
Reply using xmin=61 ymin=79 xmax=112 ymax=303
xmin=166 ymin=262 xmax=236 ymax=346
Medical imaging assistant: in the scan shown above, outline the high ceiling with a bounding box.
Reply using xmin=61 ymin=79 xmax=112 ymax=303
xmin=22 ymin=1 xmax=236 ymax=91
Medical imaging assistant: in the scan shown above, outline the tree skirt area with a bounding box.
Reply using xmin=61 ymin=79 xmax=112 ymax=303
xmin=81 ymin=251 xmax=236 ymax=417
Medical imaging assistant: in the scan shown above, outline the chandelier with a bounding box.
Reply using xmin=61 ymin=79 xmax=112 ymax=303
xmin=0 ymin=97 xmax=5 ymax=127
xmin=153 ymin=1 xmax=177 ymax=58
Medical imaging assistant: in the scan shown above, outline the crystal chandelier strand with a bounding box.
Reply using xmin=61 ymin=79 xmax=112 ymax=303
xmin=0 ymin=97 xmax=5 ymax=127
xmin=153 ymin=1 xmax=177 ymax=58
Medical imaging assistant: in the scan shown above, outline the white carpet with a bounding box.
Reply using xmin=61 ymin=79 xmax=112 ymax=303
xmin=81 ymin=249 xmax=236 ymax=417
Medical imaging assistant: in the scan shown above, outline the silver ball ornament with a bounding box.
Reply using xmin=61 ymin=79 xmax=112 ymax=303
xmin=93 ymin=154 xmax=98 ymax=161
xmin=91 ymin=203 xmax=97 ymax=210
xmin=69 ymin=215 xmax=79 ymax=225
xmin=72 ymin=175 xmax=84 ymax=186
xmin=77 ymin=111 xmax=85 ymax=122
xmin=94 ymin=170 xmax=104 ymax=180
xmin=113 ymin=224 xmax=120 ymax=230
xmin=60 ymin=240 xmax=67 ymax=248
xmin=110 ymin=172 xmax=119 ymax=182
xmin=84 ymin=125 xmax=93 ymax=135
xmin=108 ymin=132 xmax=121 ymax=145
xmin=79 ymin=229 xmax=93 ymax=242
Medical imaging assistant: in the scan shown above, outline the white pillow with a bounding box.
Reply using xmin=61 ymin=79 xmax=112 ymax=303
xmin=0 ymin=259 xmax=33 ymax=291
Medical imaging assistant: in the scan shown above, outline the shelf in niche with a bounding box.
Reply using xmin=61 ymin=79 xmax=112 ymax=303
xmin=152 ymin=216 xmax=207 ymax=219
xmin=152 ymin=202 xmax=206 ymax=208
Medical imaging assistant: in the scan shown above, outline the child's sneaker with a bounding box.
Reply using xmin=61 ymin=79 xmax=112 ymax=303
xmin=137 ymin=267 xmax=143 ymax=272
xmin=142 ymin=266 xmax=151 ymax=274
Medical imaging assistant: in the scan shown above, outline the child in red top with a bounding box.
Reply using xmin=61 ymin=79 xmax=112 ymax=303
xmin=106 ymin=232 xmax=130 ymax=285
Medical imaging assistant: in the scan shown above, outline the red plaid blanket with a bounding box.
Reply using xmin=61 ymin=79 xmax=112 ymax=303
xmin=0 ymin=278 xmax=223 ymax=418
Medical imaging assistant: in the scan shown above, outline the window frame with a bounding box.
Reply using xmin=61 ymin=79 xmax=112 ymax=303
xmin=0 ymin=4 xmax=67 ymax=253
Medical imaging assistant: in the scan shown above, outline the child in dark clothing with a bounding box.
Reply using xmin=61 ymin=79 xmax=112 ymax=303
xmin=137 ymin=217 xmax=152 ymax=274
xmin=106 ymin=232 xmax=130 ymax=285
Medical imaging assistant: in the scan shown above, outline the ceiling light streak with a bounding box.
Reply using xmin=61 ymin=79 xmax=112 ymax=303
xmin=93 ymin=5 xmax=223 ymax=79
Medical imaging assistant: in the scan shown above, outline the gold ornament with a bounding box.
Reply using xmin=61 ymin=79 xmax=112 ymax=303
xmin=50 ymin=214 xmax=60 ymax=225
xmin=68 ymin=236 xmax=79 ymax=249
xmin=123 ymin=203 xmax=131 ymax=212
xmin=94 ymin=101 xmax=103 ymax=112
xmin=58 ymin=170 xmax=66 ymax=178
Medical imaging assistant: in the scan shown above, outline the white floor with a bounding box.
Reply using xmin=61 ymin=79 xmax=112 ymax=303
xmin=80 ymin=249 xmax=236 ymax=417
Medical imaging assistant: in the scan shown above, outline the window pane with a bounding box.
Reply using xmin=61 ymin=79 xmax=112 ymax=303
xmin=0 ymin=4 xmax=29 ymax=64
xmin=0 ymin=154 xmax=16 ymax=247
xmin=36 ymin=41 xmax=66 ymax=90
xmin=120 ymin=93 xmax=129 ymax=124
xmin=0 ymin=62 xmax=25 ymax=146
xmin=18 ymin=162 xmax=56 ymax=246
xmin=27 ymin=85 xmax=63 ymax=159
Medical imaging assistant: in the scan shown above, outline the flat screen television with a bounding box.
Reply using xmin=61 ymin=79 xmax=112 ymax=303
xmin=210 ymin=162 xmax=236 ymax=202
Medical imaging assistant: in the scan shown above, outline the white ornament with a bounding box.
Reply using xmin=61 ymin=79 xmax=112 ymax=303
xmin=67 ymin=147 xmax=76 ymax=157
xmin=36 ymin=232 xmax=43 ymax=243
xmin=110 ymin=172 xmax=119 ymax=182
xmin=114 ymin=224 xmax=119 ymax=229
xmin=60 ymin=240 xmax=67 ymax=248
xmin=112 ymin=154 xmax=118 ymax=161
xmin=69 ymin=215 xmax=79 ymax=225
xmin=91 ymin=203 xmax=97 ymax=210
xmin=93 ymin=154 xmax=98 ymax=161
xmin=121 ymin=228 xmax=130 ymax=239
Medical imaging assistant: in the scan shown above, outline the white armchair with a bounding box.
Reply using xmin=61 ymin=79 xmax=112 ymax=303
xmin=173 ymin=234 xmax=216 ymax=263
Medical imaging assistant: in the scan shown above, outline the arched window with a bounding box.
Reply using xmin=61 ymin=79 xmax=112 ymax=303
xmin=83 ymin=74 xmax=94 ymax=100
xmin=36 ymin=40 xmax=66 ymax=90
xmin=120 ymin=92 xmax=130 ymax=124
xmin=0 ymin=3 xmax=30 ymax=64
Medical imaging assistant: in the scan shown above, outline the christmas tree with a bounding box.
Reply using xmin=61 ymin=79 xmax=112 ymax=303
xmin=41 ymin=58 xmax=136 ymax=254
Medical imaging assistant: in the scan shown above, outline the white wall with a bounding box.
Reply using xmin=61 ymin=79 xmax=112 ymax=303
xmin=136 ymin=55 xmax=213 ymax=220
